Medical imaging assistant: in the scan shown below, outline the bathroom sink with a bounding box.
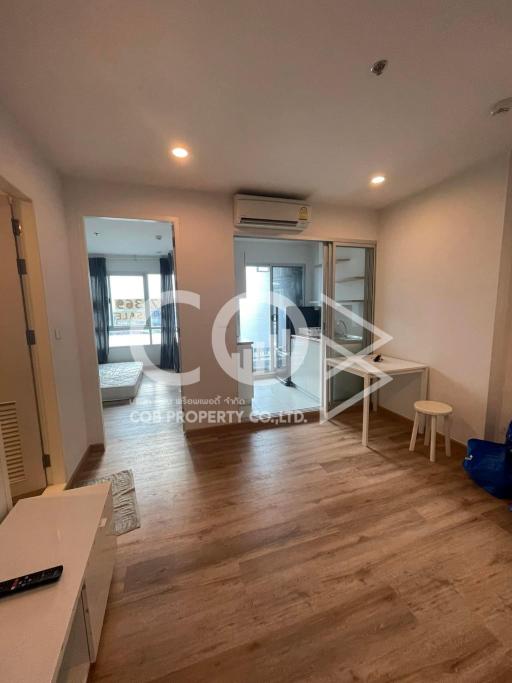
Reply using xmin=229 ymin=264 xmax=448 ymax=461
xmin=336 ymin=335 xmax=362 ymax=342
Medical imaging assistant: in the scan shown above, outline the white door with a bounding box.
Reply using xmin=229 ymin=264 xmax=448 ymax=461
xmin=0 ymin=195 xmax=47 ymax=496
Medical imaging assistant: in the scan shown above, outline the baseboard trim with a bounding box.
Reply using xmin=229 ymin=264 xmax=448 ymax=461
xmin=185 ymin=410 xmax=320 ymax=439
xmin=42 ymin=484 xmax=66 ymax=496
xmin=12 ymin=488 xmax=45 ymax=504
xmin=66 ymin=442 xmax=105 ymax=489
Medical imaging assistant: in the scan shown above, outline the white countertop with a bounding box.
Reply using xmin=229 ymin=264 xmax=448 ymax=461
xmin=0 ymin=484 xmax=110 ymax=683
xmin=326 ymin=354 xmax=427 ymax=377
xmin=292 ymin=334 xmax=321 ymax=342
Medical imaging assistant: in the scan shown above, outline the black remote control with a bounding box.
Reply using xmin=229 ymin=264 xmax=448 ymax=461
xmin=0 ymin=565 xmax=63 ymax=599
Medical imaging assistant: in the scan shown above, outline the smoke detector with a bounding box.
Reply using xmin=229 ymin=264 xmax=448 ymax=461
xmin=370 ymin=59 xmax=388 ymax=76
xmin=490 ymin=97 xmax=512 ymax=116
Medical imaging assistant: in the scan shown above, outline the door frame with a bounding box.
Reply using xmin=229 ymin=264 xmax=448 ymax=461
xmin=78 ymin=215 xmax=184 ymax=440
xmin=0 ymin=186 xmax=66 ymax=490
xmin=234 ymin=234 xmax=376 ymax=418
xmin=323 ymin=240 xmax=377 ymax=417
xmin=234 ymin=235 xmax=325 ymax=415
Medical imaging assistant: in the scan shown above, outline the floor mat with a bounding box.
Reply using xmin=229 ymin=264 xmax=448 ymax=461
xmin=76 ymin=469 xmax=140 ymax=535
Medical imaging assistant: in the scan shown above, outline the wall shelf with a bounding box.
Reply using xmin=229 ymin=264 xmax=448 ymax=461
xmin=336 ymin=276 xmax=364 ymax=283
xmin=314 ymin=258 xmax=351 ymax=268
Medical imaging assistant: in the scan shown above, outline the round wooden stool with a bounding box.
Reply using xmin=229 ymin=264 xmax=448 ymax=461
xmin=409 ymin=400 xmax=453 ymax=463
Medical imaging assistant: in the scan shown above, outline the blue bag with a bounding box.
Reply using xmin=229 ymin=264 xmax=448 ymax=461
xmin=464 ymin=421 xmax=512 ymax=498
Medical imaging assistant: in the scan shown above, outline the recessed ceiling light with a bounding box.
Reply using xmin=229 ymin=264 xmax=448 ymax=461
xmin=370 ymin=175 xmax=386 ymax=185
xmin=171 ymin=146 xmax=189 ymax=158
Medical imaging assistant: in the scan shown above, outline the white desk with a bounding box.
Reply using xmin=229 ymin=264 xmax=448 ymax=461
xmin=0 ymin=484 xmax=116 ymax=683
xmin=326 ymin=355 xmax=428 ymax=446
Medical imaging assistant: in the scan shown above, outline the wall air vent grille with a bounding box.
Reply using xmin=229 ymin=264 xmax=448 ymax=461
xmin=0 ymin=402 xmax=26 ymax=484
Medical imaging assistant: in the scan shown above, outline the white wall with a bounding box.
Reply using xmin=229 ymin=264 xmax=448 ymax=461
xmin=65 ymin=179 xmax=240 ymax=441
xmin=498 ymin=316 xmax=512 ymax=439
xmin=5 ymin=100 xmax=509 ymax=454
xmin=0 ymin=105 xmax=88 ymax=481
xmin=486 ymin=155 xmax=512 ymax=440
xmin=63 ymin=176 xmax=378 ymax=441
xmin=376 ymin=154 xmax=510 ymax=443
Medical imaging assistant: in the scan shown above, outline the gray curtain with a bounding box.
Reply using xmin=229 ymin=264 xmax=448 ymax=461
xmin=160 ymin=253 xmax=180 ymax=371
xmin=88 ymin=257 xmax=109 ymax=364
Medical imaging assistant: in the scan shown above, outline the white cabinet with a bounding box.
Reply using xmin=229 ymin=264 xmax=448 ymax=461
xmin=290 ymin=336 xmax=321 ymax=401
xmin=57 ymin=591 xmax=91 ymax=683
xmin=82 ymin=491 xmax=116 ymax=662
xmin=237 ymin=341 xmax=254 ymax=416
xmin=0 ymin=483 xmax=116 ymax=682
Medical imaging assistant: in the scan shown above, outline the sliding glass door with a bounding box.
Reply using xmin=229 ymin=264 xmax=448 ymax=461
xmin=323 ymin=243 xmax=376 ymax=409
xmin=332 ymin=245 xmax=375 ymax=354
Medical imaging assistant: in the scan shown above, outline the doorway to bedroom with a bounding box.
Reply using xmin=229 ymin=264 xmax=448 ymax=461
xmin=84 ymin=216 xmax=181 ymax=444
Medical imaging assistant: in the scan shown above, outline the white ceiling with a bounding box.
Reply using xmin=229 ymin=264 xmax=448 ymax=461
xmin=85 ymin=217 xmax=173 ymax=256
xmin=1 ymin=1 xmax=512 ymax=207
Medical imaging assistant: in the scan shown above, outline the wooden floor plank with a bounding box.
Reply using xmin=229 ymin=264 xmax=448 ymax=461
xmin=77 ymin=378 xmax=512 ymax=682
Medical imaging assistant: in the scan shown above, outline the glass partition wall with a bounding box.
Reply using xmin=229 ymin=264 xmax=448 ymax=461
xmin=323 ymin=243 xmax=376 ymax=411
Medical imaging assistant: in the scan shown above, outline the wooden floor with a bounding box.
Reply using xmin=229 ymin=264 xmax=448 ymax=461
xmin=77 ymin=378 xmax=512 ymax=682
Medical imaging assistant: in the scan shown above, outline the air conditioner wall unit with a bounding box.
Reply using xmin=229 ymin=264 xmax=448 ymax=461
xmin=234 ymin=194 xmax=311 ymax=231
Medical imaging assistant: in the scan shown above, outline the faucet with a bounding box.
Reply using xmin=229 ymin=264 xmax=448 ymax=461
xmin=336 ymin=318 xmax=348 ymax=338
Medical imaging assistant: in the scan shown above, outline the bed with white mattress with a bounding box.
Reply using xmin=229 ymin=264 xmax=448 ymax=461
xmin=99 ymin=361 xmax=144 ymax=402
